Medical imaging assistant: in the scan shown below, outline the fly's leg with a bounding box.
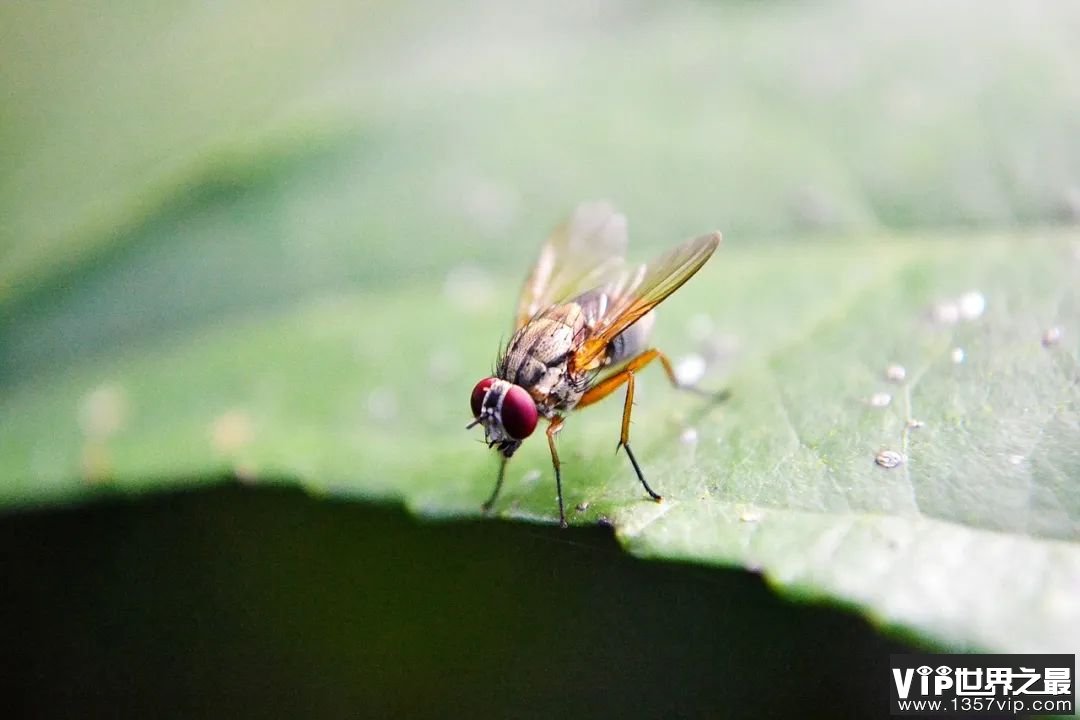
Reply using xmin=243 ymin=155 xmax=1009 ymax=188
xmin=546 ymin=417 xmax=567 ymax=528
xmin=575 ymin=349 xmax=667 ymax=502
xmin=583 ymin=348 xmax=727 ymax=403
xmin=483 ymin=420 xmax=567 ymax=527
xmin=618 ymin=371 xmax=662 ymax=500
xmin=481 ymin=455 xmax=509 ymax=513
xmin=652 ymin=349 xmax=730 ymax=401
xmin=574 ymin=347 xmax=728 ymax=506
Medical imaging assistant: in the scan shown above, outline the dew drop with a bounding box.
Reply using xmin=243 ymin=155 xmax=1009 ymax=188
xmin=680 ymin=427 xmax=699 ymax=446
xmin=950 ymin=347 xmax=965 ymax=364
xmin=933 ymin=301 xmax=960 ymax=325
xmin=674 ymin=354 xmax=707 ymax=387
xmin=958 ymin=291 xmax=986 ymax=320
xmin=869 ymin=392 xmax=892 ymax=408
xmin=739 ymin=508 xmax=762 ymax=523
xmin=884 ymin=363 xmax=907 ymax=383
xmin=875 ymin=449 xmax=906 ymax=469
xmin=1042 ymin=326 xmax=1063 ymax=348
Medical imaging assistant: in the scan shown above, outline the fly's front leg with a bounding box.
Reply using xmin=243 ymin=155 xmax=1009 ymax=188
xmin=481 ymin=455 xmax=509 ymax=513
xmin=546 ymin=416 xmax=567 ymax=527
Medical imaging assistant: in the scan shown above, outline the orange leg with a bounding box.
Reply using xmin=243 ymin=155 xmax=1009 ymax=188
xmin=575 ymin=349 xmax=674 ymax=502
xmin=576 ymin=347 xmax=708 ymax=410
xmin=482 ymin=417 xmax=568 ymax=528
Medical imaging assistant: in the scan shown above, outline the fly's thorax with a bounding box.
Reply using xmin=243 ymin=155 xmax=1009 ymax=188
xmin=499 ymin=303 xmax=589 ymax=412
xmin=539 ymin=371 xmax=587 ymax=414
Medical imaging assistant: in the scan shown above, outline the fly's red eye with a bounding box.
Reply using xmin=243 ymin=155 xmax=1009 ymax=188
xmin=471 ymin=377 xmax=496 ymax=418
xmin=501 ymin=385 xmax=538 ymax=440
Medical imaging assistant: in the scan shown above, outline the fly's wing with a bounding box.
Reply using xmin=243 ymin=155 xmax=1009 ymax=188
xmin=514 ymin=202 xmax=628 ymax=330
xmin=568 ymin=232 xmax=721 ymax=373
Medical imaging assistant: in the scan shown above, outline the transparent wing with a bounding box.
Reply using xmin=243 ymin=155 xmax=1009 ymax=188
xmin=569 ymin=232 xmax=721 ymax=373
xmin=514 ymin=201 xmax=628 ymax=330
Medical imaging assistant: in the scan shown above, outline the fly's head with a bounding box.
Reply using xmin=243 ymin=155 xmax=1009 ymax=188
xmin=469 ymin=377 xmax=538 ymax=457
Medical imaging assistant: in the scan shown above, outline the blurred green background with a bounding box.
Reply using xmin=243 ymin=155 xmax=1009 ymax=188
xmin=2 ymin=0 xmax=1079 ymax=716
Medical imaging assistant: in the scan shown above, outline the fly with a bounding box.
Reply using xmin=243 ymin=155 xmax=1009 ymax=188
xmin=468 ymin=202 xmax=722 ymax=527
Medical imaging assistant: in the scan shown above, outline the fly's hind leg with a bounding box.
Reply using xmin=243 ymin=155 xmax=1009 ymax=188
xmin=652 ymin=349 xmax=731 ymax=402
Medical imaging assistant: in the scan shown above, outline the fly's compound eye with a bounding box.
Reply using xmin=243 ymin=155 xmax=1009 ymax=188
xmin=501 ymin=385 xmax=538 ymax=440
xmin=471 ymin=377 xmax=497 ymax=418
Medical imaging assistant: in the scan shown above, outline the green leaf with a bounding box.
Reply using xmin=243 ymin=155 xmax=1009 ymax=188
xmin=3 ymin=0 xmax=1080 ymax=657
xmin=3 ymin=227 xmax=1078 ymax=653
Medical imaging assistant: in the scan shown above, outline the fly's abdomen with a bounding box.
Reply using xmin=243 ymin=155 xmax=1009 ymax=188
xmin=606 ymin=310 xmax=655 ymax=365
